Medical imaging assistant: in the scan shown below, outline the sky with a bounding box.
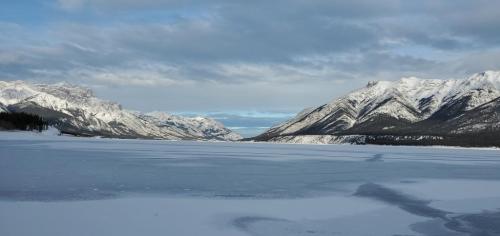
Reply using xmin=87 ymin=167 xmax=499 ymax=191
xmin=1 ymin=1 xmax=500 ymax=136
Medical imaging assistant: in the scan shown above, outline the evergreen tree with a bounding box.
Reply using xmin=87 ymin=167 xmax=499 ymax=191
xmin=0 ymin=112 xmax=49 ymax=132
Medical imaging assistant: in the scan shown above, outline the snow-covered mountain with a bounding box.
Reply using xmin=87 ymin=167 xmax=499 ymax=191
xmin=139 ymin=111 xmax=241 ymax=141
xmin=0 ymin=103 xmax=7 ymax=113
xmin=0 ymin=81 xmax=241 ymax=141
xmin=254 ymin=71 xmax=500 ymax=147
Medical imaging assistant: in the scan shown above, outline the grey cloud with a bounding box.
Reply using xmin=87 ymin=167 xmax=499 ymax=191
xmin=1 ymin=1 xmax=500 ymax=112
xmin=54 ymin=0 xmax=500 ymax=48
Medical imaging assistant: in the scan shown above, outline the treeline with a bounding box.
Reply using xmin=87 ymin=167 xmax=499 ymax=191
xmin=364 ymin=133 xmax=500 ymax=148
xmin=0 ymin=112 xmax=49 ymax=132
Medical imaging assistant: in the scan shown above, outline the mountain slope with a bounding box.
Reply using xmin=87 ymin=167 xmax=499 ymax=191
xmin=0 ymin=81 xmax=241 ymax=141
xmin=254 ymin=71 xmax=500 ymax=147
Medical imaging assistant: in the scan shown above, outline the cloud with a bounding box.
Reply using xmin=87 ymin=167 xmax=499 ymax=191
xmin=66 ymin=67 xmax=190 ymax=87
xmin=1 ymin=1 xmax=500 ymax=112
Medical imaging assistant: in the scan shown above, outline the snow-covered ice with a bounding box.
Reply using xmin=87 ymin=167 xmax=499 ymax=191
xmin=1 ymin=132 xmax=500 ymax=236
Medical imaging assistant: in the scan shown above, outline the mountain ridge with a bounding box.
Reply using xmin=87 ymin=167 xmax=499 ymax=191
xmin=0 ymin=80 xmax=241 ymax=141
xmin=253 ymin=71 xmax=500 ymax=147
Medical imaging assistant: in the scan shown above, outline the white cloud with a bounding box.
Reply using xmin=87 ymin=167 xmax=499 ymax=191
xmin=67 ymin=64 xmax=195 ymax=87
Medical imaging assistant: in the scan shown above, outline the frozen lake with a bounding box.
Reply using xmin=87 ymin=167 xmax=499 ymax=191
xmin=1 ymin=132 xmax=500 ymax=236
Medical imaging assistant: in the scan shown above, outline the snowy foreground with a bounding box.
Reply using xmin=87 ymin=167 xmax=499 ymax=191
xmin=1 ymin=132 xmax=500 ymax=236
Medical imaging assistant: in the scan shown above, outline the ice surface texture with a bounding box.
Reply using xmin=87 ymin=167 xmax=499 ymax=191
xmin=1 ymin=134 xmax=500 ymax=236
